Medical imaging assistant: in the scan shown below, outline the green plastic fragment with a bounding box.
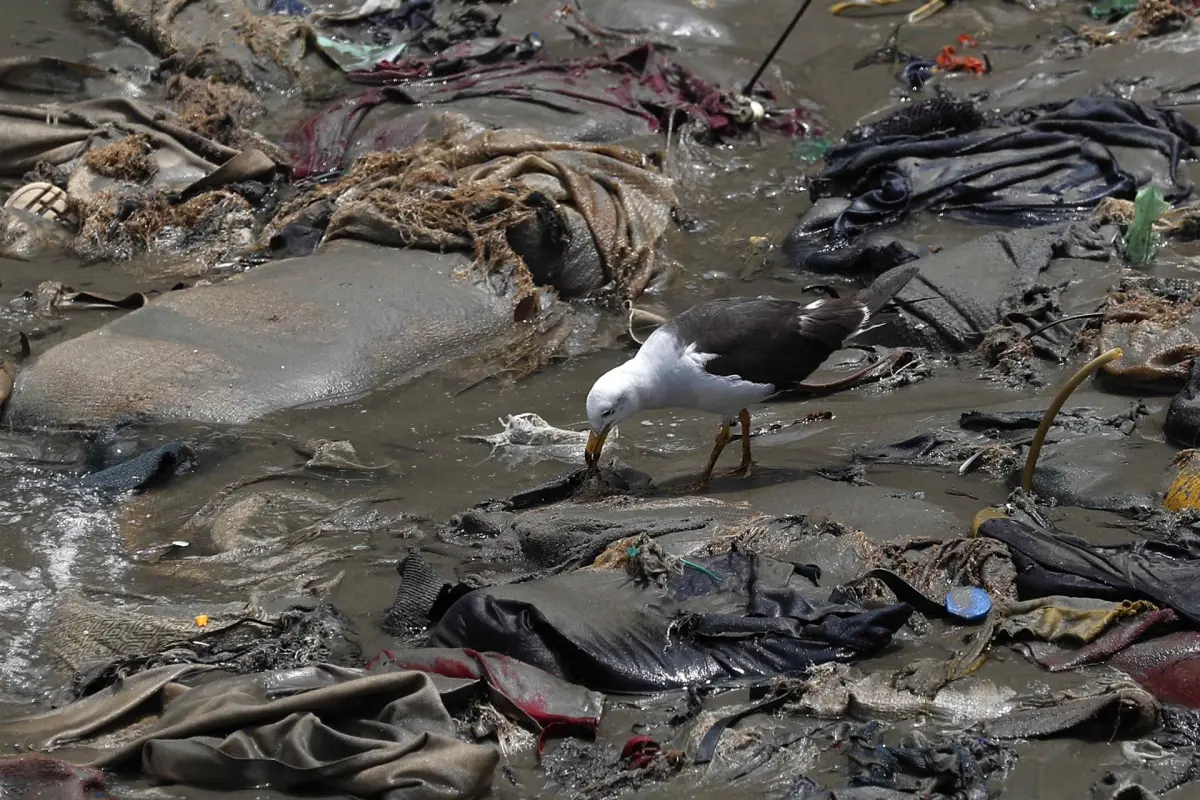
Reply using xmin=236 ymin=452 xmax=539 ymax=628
xmin=1124 ymin=185 xmax=1171 ymax=265
xmin=679 ymin=558 xmax=722 ymax=583
xmin=315 ymin=36 xmax=407 ymax=72
xmin=1088 ymin=0 xmax=1137 ymax=20
xmin=791 ymin=138 xmax=831 ymax=162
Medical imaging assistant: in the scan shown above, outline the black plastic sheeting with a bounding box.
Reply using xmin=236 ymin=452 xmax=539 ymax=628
xmin=1166 ymin=358 xmax=1200 ymax=447
xmin=785 ymin=96 xmax=1200 ymax=273
xmin=789 ymin=721 xmax=1009 ymax=799
xmin=978 ymin=517 xmax=1200 ymax=625
xmin=427 ymin=548 xmax=913 ymax=693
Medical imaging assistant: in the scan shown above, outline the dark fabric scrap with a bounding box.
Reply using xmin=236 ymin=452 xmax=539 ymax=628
xmin=382 ymin=549 xmax=455 ymax=636
xmin=979 ymin=517 xmax=1200 ymax=625
xmin=844 ymin=223 xmax=1109 ymax=354
xmin=70 ymin=602 xmax=361 ymax=698
xmin=79 ymin=442 xmax=193 ymax=493
xmin=0 ymin=664 xmax=498 ymax=800
xmin=789 ymin=722 xmax=1010 ymax=799
xmin=428 ymin=548 xmax=913 ymax=693
xmin=785 ymin=96 xmax=1200 ymax=272
xmin=693 ymin=690 xmax=792 ymax=765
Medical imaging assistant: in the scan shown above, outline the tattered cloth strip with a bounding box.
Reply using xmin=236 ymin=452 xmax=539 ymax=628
xmin=291 ymin=43 xmax=825 ymax=176
xmin=88 ymin=0 xmax=327 ymax=96
xmin=1095 ymin=280 xmax=1200 ymax=390
xmin=0 ymin=664 xmax=498 ymax=799
xmin=271 ymin=127 xmax=678 ymax=302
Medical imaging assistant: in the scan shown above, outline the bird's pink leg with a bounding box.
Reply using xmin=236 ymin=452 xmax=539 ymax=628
xmin=680 ymin=422 xmax=732 ymax=493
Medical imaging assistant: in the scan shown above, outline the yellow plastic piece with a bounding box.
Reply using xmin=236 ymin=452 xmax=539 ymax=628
xmin=970 ymin=506 xmax=1008 ymax=538
xmin=1021 ymin=348 xmax=1123 ymax=493
xmin=829 ymin=0 xmax=901 ymax=14
xmin=907 ymin=0 xmax=947 ymax=22
xmin=195 ymin=614 xmax=209 ymax=627
xmin=1165 ymin=453 xmax=1200 ymax=512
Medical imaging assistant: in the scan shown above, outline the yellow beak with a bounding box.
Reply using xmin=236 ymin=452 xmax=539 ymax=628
xmin=585 ymin=428 xmax=610 ymax=468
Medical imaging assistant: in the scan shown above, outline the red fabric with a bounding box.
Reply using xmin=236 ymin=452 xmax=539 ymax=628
xmin=1113 ymin=631 xmax=1200 ymax=708
xmin=369 ymin=647 xmax=604 ymax=748
xmin=0 ymin=755 xmax=108 ymax=800
xmin=621 ymin=735 xmax=661 ymax=770
xmin=935 ymin=45 xmax=986 ymax=74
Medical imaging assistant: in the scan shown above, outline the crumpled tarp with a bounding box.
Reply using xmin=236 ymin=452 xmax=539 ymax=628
xmin=86 ymin=0 xmax=333 ymax=96
xmin=1109 ymin=632 xmax=1200 ymax=708
xmin=1022 ymin=607 xmax=1179 ymax=673
xmin=784 ymin=95 xmax=1200 ymax=272
xmin=0 ymin=664 xmax=498 ymax=799
xmin=0 ymin=96 xmax=240 ymax=182
xmin=979 ymin=517 xmax=1200 ymax=625
xmin=830 ymin=223 xmax=1112 ymax=360
xmin=332 ymin=43 xmax=824 ymax=150
xmin=274 ymin=125 xmax=678 ymax=301
xmin=427 ymin=547 xmax=914 ymax=692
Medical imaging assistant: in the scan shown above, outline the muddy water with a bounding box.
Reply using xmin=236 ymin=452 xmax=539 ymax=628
xmin=2 ymin=0 xmax=1198 ymax=796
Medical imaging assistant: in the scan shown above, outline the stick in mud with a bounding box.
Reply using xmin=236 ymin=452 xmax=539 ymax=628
xmin=742 ymin=0 xmax=819 ymax=95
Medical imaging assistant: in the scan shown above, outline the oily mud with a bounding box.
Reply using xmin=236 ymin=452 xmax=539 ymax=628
xmin=2 ymin=0 xmax=1200 ymax=798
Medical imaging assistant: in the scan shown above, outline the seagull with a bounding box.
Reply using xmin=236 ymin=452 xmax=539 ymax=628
xmin=584 ymin=264 xmax=919 ymax=489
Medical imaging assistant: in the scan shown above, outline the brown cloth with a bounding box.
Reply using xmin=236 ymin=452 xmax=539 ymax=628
xmin=271 ymin=125 xmax=678 ymax=302
xmin=0 ymin=664 xmax=498 ymax=799
xmin=87 ymin=0 xmax=333 ymax=97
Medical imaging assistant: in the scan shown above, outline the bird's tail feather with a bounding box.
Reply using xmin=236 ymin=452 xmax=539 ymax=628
xmin=855 ymin=264 xmax=919 ymax=317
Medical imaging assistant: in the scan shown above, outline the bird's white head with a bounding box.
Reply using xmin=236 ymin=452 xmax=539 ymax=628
xmin=584 ymin=365 xmax=641 ymax=467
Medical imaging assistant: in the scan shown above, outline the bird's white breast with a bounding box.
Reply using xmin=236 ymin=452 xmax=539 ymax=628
xmin=632 ymin=329 xmax=775 ymax=420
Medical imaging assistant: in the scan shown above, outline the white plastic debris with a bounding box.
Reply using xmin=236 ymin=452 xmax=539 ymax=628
xmin=460 ymin=413 xmax=616 ymax=465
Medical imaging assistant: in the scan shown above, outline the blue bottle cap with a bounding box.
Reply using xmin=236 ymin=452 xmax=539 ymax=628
xmin=945 ymin=586 xmax=991 ymax=623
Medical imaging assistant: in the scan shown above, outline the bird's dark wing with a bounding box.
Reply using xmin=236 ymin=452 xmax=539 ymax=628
xmin=666 ymin=297 xmax=868 ymax=388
